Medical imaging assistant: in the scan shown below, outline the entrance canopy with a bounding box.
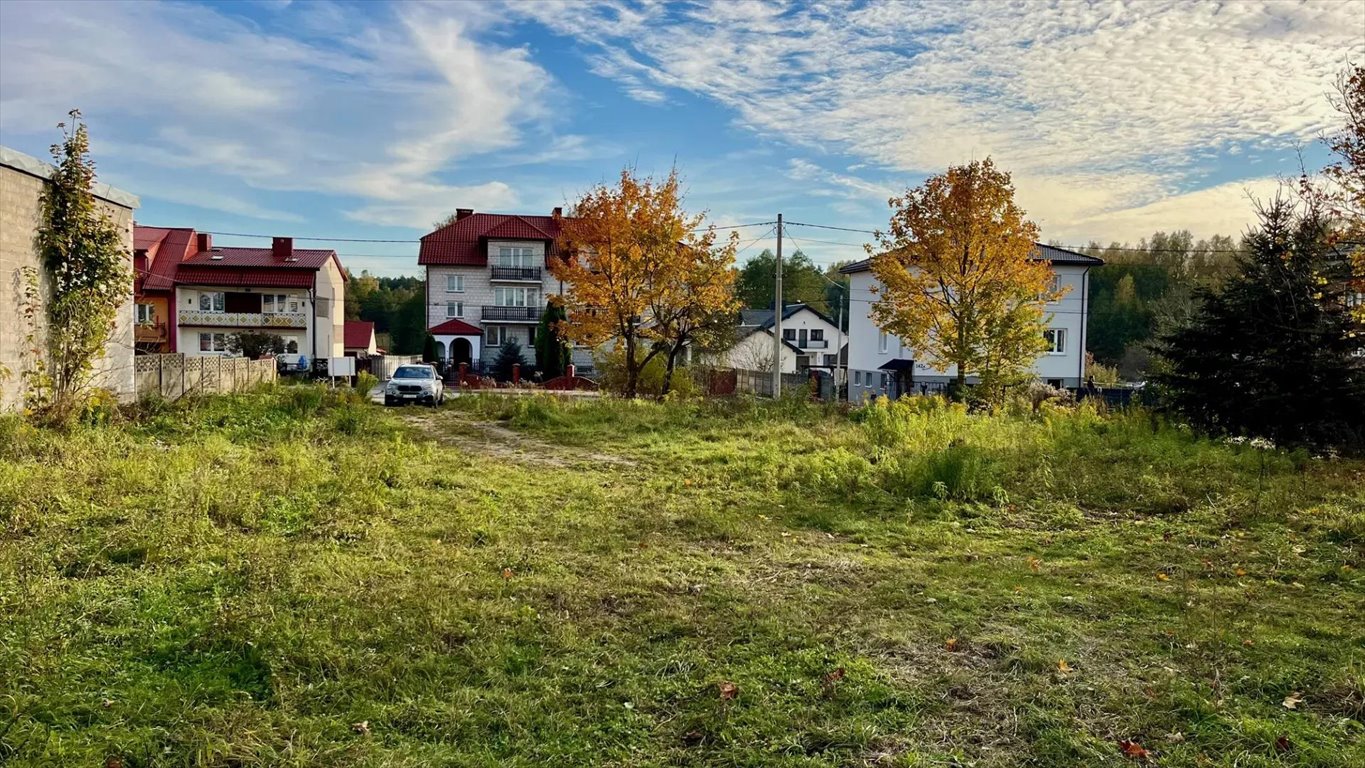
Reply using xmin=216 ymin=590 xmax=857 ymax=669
xmin=430 ymin=319 xmax=482 ymax=365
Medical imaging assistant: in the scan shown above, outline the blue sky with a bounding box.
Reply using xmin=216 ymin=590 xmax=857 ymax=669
xmin=1 ymin=0 xmax=1360 ymax=277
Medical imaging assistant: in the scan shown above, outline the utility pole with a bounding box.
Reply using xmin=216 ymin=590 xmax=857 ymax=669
xmin=772 ymin=213 xmax=783 ymax=398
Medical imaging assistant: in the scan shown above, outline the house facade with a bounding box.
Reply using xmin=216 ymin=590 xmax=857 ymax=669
xmin=716 ymin=304 xmax=844 ymax=373
xmin=152 ymin=233 xmax=347 ymax=359
xmin=840 ymin=244 xmax=1103 ymax=402
xmin=134 ymin=226 xmax=207 ymax=353
xmin=419 ymin=208 xmax=587 ymax=371
xmin=1 ymin=145 xmax=139 ymax=410
xmin=343 ymin=320 xmax=378 ymax=357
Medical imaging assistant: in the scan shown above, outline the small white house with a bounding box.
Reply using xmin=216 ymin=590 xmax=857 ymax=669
xmin=840 ymin=244 xmax=1103 ymax=402
xmin=714 ymin=303 xmax=844 ymax=373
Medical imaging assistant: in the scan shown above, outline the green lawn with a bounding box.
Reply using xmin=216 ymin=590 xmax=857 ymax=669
xmin=1 ymin=388 xmax=1361 ymax=767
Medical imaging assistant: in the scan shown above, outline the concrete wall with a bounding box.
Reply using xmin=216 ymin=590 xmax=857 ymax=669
xmin=316 ymin=257 xmax=346 ymax=358
xmin=133 ymin=353 xmax=277 ymax=400
xmin=846 ymin=264 xmax=1093 ymax=403
xmin=1 ymin=146 xmax=138 ymax=411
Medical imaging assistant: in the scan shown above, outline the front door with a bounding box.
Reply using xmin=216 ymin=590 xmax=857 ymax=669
xmin=452 ymin=338 xmax=473 ymax=367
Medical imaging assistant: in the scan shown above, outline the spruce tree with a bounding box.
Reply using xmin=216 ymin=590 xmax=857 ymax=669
xmin=1153 ymin=199 xmax=1365 ymax=451
xmin=494 ymin=339 xmax=525 ymax=382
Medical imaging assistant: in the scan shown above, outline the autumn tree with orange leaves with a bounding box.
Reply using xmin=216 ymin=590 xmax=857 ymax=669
xmin=551 ymin=168 xmax=737 ymax=398
xmin=869 ymin=158 xmax=1061 ymax=399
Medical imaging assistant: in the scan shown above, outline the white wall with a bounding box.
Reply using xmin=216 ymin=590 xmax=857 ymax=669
xmin=715 ymin=329 xmax=800 ymax=373
xmin=772 ymin=307 xmax=843 ymax=367
xmin=173 ymin=285 xmax=310 ymax=357
xmin=846 ymin=264 xmax=1092 ymax=401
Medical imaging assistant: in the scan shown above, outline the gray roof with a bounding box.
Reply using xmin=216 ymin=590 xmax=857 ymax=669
xmin=737 ymin=302 xmax=838 ymax=330
xmin=0 ymin=145 xmax=139 ymax=209
xmin=839 ymin=243 xmax=1103 ymax=274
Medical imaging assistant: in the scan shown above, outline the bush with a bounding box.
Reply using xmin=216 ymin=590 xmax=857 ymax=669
xmin=593 ymin=346 xmax=695 ymax=399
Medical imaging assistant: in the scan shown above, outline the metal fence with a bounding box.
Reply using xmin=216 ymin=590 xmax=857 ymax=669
xmin=693 ymin=366 xmax=826 ymax=399
xmin=134 ymin=354 xmax=276 ymax=401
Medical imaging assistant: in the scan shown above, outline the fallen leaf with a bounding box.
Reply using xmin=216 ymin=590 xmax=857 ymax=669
xmin=1275 ymin=735 xmax=1291 ymax=753
xmin=1028 ymin=557 xmax=1042 ymax=572
xmin=1282 ymin=692 xmax=1303 ymax=710
xmin=682 ymin=729 xmax=704 ymax=747
xmin=1156 ymin=573 xmax=1170 ymax=582
xmin=501 ymin=567 xmax=514 ymax=580
xmin=1235 ymin=568 xmax=1247 ymax=577
xmin=1057 ymin=658 xmax=1072 ymax=674
xmin=822 ymin=667 xmax=846 ymax=686
xmin=945 ymin=637 xmax=959 ymax=652
xmin=718 ymin=681 xmax=739 ymax=701
xmin=1117 ymin=738 xmax=1150 ymax=760
xmin=351 ymin=720 xmax=371 ymax=736
xmin=105 ymin=759 xmax=124 ymax=768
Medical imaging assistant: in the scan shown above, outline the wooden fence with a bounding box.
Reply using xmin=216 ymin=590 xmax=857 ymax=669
xmin=134 ymin=354 xmax=277 ymax=400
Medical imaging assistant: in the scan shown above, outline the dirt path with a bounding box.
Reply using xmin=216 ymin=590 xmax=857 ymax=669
xmin=400 ymin=409 xmax=636 ymax=468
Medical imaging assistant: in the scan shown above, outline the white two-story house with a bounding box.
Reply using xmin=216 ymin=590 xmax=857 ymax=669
xmin=419 ymin=208 xmax=577 ymax=371
xmin=167 ymin=234 xmax=347 ymax=359
xmin=717 ymin=303 xmax=845 ymax=372
xmin=840 ymin=244 xmax=1103 ymax=402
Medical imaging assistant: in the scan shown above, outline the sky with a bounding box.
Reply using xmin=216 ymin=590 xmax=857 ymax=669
xmin=1 ymin=0 xmax=1360 ymax=277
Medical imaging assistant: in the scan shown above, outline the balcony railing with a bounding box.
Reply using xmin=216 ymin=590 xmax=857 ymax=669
xmin=490 ymin=266 xmax=543 ymax=282
xmin=179 ymin=310 xmax=308 ymax=328
xmin=803 ymin=339 xmax=829 ymax=349
xmin=481 ymin=305 xmax=541 ymax=322
xmin=134 ymin=321 xmax=168 ymax=341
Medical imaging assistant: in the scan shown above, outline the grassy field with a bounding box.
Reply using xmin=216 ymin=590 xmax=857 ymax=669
xmin=1 ymin=387 xmax=1362 ymax=767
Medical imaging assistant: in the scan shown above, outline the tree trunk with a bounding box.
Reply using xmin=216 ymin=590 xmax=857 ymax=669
xmin=659 ymin=342 xmax=684 ymax=399
xmin=623 ymin=335 xmax=639 ymax=398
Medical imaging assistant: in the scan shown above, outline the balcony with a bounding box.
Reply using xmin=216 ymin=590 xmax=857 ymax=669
xmin=134 ymin=321 xmax=168 ymax=342
xmin=490 ymin=266 xmax=543 ymax=282
xmin=179 ymin=310 xmax=308 ymax=329
xmin=481 ymin=305 xmax=541 ymax=322
xmin=803 ymin=339 xmax=829 ymax=349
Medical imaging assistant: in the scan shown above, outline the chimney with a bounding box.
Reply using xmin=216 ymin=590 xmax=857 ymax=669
xmin=455 ymin=208 xmax=474 ymax=221
xmin=196 ymin=232 xmax=212 ymax=253
xmin=552 ymin=206 xmax=563 ymax=218
xmin=272 ymin=236 xmax=293 ymax=261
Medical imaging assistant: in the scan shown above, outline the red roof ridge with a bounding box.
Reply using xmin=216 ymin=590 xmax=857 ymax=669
xmin=429 ymin=318 xmax=483 ymax=336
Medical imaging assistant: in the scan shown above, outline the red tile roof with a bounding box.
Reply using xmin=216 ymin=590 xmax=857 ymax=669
xmin=182 ymin=246 xmax=338 ymax=270
xmin=174 ymin=266 xmax=319 ymax=289
xmin=135 ymin=226 xmax=199 ymax=292
xmin=428 ymin=318 xmax=483 ymax=336
xmin=418 ymin=212 xmax=563 ymax=266
xmin=344 ymin=320 xmax=375 ymax=349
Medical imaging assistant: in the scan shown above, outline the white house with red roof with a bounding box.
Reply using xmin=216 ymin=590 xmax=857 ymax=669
xmin=418 ymin=207 xmax=571 ymax=370
xmin=343 ymin=320 xmax=378 ymax=356
xmin=134 ymin=227 xmax=347 ymax=359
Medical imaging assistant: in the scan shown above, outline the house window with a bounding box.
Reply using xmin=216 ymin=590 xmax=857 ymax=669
xmin=198 ymin=332 xmax=228 ymax=352
xmin=880 ymin=373 xmax=888 ymax=388
xmin=446 ymin=301 xmax=464 ymax=318
xmin=853 ymin=371 xmax=862 ymax=386
xmin=447 ymin=274 xmax=464 ymax=292
xmin=1045 ymin=273 xmax=1061 ymax=296
xmin=783 ymin=328 xmax=796 ymax=341
xmin=878 ymin=331 xmax=889 ymax=354
xmin=824 ymin=354 xmax=838 ymax=366
xmin=496 ymin=246 xmax=535 ymax=268
xmin=135 ymin=303 xmax=155 ymax=324
xmin=290 ymin=298 xmax=300 ymax=312
xmin=1044 ymin=328 xmax=1067 ymax=355
xmin=811 ymin=329 xmax=824 ymax=341
xmin=494 ymin=286 xmax=534 ymax=307
xmin=486 ymin=325 xmax=511 ymax=346
xmin=199 ymin=292 xmax=225 ymax=313
xmin=262 ymin=294 xmax=289 ymax=313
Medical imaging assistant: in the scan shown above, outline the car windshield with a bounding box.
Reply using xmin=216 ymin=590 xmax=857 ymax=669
xmin=393 ymin=367 xmax=433 ymax=379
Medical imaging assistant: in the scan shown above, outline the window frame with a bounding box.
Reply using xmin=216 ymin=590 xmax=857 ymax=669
xmin=446 ymin=274 xmax=465 ymax=293
xmin=1044 ymin=328 xmax=1067 ymax=355
xmin=135 ymin=303 xmax=155 ymax=324
xmin=878 ymin=331 xmax=889 ymax=354
xmin=198 ymin=332 xmax=228 ymax=352
xmin=199 ymin=291 xmax=225 ymax=313
xmin=446 ymin=301 xmax=464 ymax=319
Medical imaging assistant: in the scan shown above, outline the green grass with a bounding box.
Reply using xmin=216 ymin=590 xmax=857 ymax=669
xmin=1 ymin=388 xmax=1361 ymax=767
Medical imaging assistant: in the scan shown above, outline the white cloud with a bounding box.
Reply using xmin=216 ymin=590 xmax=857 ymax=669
xmin=0 ymin=1 xmax=553 ymax=228
xmin=513 ymin=0 xmax=1365 ymax=238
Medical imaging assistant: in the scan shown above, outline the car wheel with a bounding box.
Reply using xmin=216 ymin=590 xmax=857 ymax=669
xmin=436 ymin=392 xmax=445 ymax=406
xmin=384 ymin=396 xmax=395 ymax=407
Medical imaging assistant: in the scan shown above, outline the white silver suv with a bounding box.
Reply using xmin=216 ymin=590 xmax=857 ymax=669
xmin=384 ymin=364 xmax=444 ymax=406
